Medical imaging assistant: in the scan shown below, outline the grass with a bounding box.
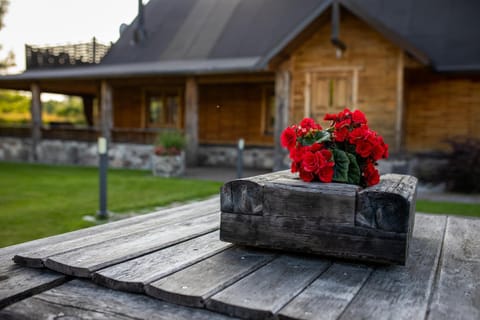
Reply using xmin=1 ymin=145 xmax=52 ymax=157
xmin=0 ymin=162 xmax=222 ymax=248
xmin=416 ymin=200 xmax=480 ymax=218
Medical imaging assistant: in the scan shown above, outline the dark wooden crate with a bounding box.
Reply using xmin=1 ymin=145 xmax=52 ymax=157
xmin=220 ymin=171 xmax=417 ymax=265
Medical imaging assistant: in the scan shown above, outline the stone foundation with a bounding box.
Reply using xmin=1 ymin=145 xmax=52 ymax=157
xmin=0 ymin=138 xmax=276 ymax=170
xmin=197 ymin=145 xmax=274 ymax=170
xmin=0 ymin=137 xmax=153 ymax=169
xmin=0 ymin=137 xmax=447 ymax=176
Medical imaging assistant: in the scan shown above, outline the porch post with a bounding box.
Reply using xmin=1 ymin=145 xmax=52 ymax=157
xmin=273 ymin=70 xmax=290 ymax=171
xmin=100 ymin=80 xmax=113 ymax=143
xmin=395 ymin=50 xmax=405 ymax=153
xmin=30 ymin=82 xmax=42 ymax=162
xmin=185 ymin=77 xmax=199 ymax=166
xmin=82 ymin=95 xmax=94 ymax=127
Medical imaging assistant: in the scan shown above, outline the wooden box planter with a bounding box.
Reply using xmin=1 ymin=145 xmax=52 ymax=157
xmin=220 ymin=171 xmax=418 ymax=265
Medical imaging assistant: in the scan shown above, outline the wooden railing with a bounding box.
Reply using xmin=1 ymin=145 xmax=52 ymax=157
xmin=0 ymin=125 xmax=159 ymax=145
xmin=25 ymin=38 xmax=110 ymax=70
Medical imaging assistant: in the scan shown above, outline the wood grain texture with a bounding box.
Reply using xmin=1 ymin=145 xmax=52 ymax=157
xmin=356 ymin=174 xmax=417 ymax=233
xmin=338 ymin=214 xmax=446 ymax=320
xmin=146 ymin=247 xmax=276 ymax=308
xmin=220 ymin=212 xmax=407 ymax=264
xmin=278 ymin=263 xmax=372 ymax=320
xmin=0 ymin=279 xmax=234 ymax=320
xmin=263 ymin=180 xmax=358 ymax=224
xmin=206 ymin=255 xmax=330 ymax=320
xmin=427 ymin=216 xmax=480 ymax=320
xmin=14 ymin=200 xmax=218 ymax=268
xmin=93 ymin=231 xmax=231 ymax=293
xmin=220 ymin=171 xmax=291 ymax=214
xmin=44 ymin=213 xmax=219 ymax=277
xmin=220 ymin=172 xmax=417 ymax=264
xmin=0 ymin=265 xmax=67 ymax=309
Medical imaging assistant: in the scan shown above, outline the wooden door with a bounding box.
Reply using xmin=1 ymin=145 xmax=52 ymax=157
xmin=310 ymin=71 xmax=353 ymax=127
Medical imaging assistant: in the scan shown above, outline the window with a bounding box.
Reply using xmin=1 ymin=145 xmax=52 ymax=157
xmin=262 ymin=86 xmax=275 ymax=135
xmin=146 ymin=89 xmax=181 ymax=128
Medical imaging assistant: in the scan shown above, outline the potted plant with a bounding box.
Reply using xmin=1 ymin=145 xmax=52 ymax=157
xmin=151 ymin=130 xmax=186 ymax=177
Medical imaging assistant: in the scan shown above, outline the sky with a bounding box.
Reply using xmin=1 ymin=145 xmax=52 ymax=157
xmin=0 ymin=0 xmax=140 ymax=74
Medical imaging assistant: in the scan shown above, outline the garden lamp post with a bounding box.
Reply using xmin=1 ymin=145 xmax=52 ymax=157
xmin=97 ymin=137 xmax=108 ymax=219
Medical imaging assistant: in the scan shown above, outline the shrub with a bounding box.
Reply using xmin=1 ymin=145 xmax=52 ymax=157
xmin=154 ymin=130 xmax=186 ymax=156
xmin=441 ymin=138 xmax=480 ymax=193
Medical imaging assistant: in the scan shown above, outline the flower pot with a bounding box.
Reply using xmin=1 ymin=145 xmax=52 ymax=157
xmin=151 ymin=151 xmax=185 ymax=177
xmin=220 ymin=170 xmax=418 ymax=265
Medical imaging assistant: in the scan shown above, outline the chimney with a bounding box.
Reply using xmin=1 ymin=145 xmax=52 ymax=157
xmin=134 ymin=0 xmax=147 ymax=44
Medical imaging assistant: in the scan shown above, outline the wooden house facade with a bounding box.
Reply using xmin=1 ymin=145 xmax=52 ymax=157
xmin=0 ymin=0 xmax=479 ymax=170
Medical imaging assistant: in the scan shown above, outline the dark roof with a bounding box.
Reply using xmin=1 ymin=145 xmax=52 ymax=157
xmin=100 ymin=0 xmax=480 ymax=73
xmin=346 ymin=0 xmax=480 ymax=72
xmin=1 ymin=0 xmax=479 ymax=83
xmin=101 ymin=0 xmax=327 ymax=65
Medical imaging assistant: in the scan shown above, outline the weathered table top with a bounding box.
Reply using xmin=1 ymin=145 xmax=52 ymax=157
xmin=0 ymin=197 xmax=479 ymax=320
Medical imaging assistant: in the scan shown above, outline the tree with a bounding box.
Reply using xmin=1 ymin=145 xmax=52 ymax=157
xmin=0 ymin=0 xmax=15 ymax=70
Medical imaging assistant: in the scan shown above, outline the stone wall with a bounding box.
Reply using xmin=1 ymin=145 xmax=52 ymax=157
xmin=0 ymin=138 xmax=276 ymax=170
xmin=197 ymin=145 xmax=275 ymax=169
xmin=0 ymin=137 xmax=152 ymax=169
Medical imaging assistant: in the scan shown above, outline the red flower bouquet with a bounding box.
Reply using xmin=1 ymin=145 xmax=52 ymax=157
xmin=281 ymin=108 xmax=388 ymax=187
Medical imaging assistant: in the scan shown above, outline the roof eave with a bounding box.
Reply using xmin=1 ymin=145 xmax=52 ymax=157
xmin=0 ymin=57 xmax=265 ymax=82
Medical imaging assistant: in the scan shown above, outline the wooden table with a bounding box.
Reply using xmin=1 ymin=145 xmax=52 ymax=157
xmin=0 ymin=197 xmax=479 ymax=320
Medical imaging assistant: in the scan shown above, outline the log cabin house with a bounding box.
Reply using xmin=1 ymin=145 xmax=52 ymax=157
xmin=0 ymin=0 xmax=479 ymax=171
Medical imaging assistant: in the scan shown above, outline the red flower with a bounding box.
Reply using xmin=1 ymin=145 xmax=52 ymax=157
xmin=281 ymin=126 xmax=297 ymax=150
xmin=324 ymin=113 xmax=338 ymax=122
xmin=364 ymin=162 xmax=380 ymax=186
xmin=299 ymin=168 xmax=314 ymax=182
xmin=300 ymin=118 xmax=316 ymax=130
xmin=348 ymin=126 xmax=368 ymax=144
xmin=352 ymin=110 xmax=367 ymax=125
xmin=334 ymin=126 xmax=349 ymax=142
xmin=281 ymin=109 xmax=385 ymax=187
xmin=302 ymin=149 xmax=334 ymax=182
xmin=355 ymin=140 xmax=373 ymax=158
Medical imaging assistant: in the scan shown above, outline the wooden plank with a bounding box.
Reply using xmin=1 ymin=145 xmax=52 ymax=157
xmin=356 ymin=174 xmax=417 ymax=233
xmin=220 ymin=212 xmax=407 ymax=264
xmin=220 ymin=170 xmax=292 ymax=214
xmin=206 ymin=255 xmax=330 ymax=320
xmin=0 ymin=279 xmax=234 ymax=320
xmin=44 ymin=213 xmax=219 ymax=277
xmin=5 ymin=198 xmax=218 ymax=261
xmin=278 ymin=263 xmax=372 ymax=320
xmin=146 ymin=247 xmax=276 ymax=308
xmin=338 ymin=214 xmax=447 ymax=320
xmin=263 ymin=180 xmax=359 ymax=224
xmin=14 ymin=199 xmax=219 ymax=268
xmin=93 ymin=231 xmax=232 ymax=293
xmin=0 ymin=264 xmax=67 ymax=309
xmin=427 ymin=216 xmax=480 ymax=319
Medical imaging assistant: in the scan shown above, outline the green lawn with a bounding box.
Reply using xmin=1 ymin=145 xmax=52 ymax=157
xmin=0 ymin=162 xmax=222 ymax=248
xmin=416 ymin=200 xmax=480 ymax=218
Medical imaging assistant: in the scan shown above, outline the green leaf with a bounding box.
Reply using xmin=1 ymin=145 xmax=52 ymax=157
xmin=299 ymin=130 xmax=331 ymax=146
xmin=333 ymin=149 xmax=349 ymax=183
xmin=313 ymin=130 xmax=331 ymax=144
xmin=346 ymin=152 xmax=361 ymax=185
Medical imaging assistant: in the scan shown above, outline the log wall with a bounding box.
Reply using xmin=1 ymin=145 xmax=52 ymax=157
xmin=198 ymin=83 xmax=274 ymax=145
xmin=287 ymin=12 xmax=400 ymax=147
xmin=405 ymin=70 xmax=480 ymax=151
